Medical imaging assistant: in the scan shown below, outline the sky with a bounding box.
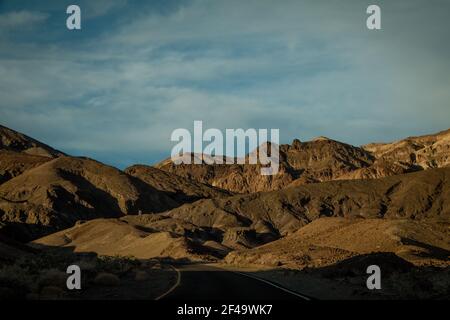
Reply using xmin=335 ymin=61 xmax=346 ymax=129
xmin=0 ymin=0 xmax=449 ymax=168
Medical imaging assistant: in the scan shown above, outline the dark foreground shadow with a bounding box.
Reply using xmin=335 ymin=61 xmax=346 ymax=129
xmin=1 ymin=241 xmax=449 ymax=301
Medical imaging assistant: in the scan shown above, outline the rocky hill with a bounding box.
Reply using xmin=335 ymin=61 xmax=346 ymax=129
xmin=225 ymin=217 xmax=450 ymax=268
xmin=164 ymin=167 xmax=450 ymax=240
xmin=156 ymin=130 xmax=450 ymax=193
xmin=1 ymin=124 xmax=449 ymax=268
xmin=32 ymin=166 xmax=450 ymax=269
xmin=125 ymin=164 xmax=232 ymax=203
xmin=363 ymin=128 xmax=450 ymax=169
xmin=0 ymin=125 xmax=64 ymax=158
xmin=156 ymin=138 xmax=375 ymax=193
xmin=0 ymin=156 xmax=178 ymax=241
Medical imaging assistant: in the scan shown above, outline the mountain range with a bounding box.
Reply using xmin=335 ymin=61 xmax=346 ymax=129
xmin=0 ymin=124 xmax=449 ymax=280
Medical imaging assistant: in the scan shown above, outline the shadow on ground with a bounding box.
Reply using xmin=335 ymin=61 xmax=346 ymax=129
xmin=1 ymin=241 xmax=449 ymax=300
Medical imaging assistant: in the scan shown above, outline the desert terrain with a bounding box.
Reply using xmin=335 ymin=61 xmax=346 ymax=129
xmin=0 ymin=124 xmax=449 ymax=300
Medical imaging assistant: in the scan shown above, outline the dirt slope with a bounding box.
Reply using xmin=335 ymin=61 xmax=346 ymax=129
xmin=33 ymin=218 xmax=220 ymax=261
xmin=0 ymin=150 xmax=51 ymax=185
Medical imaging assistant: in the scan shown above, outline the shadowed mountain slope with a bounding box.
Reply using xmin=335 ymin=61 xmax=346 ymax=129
xmin=125 ymin=164 xmax=232 ymax=203
xmin=0 ymin=156 xmax=179 ymax=241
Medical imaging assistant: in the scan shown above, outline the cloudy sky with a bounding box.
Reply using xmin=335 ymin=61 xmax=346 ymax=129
xmin=0 ymin=0 xmax=449 ymax=168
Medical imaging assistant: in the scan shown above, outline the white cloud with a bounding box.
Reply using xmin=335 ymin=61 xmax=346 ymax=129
xmin=0 ymin=0 xmax=449 ymax=168
xmin=0 ymin=10 xmax=48 ymax=29
xmin=84 ymin=0 xmax=128 ymax=18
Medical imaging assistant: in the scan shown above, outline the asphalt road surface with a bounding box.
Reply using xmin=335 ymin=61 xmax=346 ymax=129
xmin=163 ymin=264 xmax=308 ymax=301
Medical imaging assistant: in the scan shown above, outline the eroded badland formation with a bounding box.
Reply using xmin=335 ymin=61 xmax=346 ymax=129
xmin=0 ymin=124 xmax=449 ymax=299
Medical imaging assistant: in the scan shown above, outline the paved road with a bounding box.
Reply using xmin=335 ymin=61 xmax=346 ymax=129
xmin=162 ymin=264 xmax=308 ymax=301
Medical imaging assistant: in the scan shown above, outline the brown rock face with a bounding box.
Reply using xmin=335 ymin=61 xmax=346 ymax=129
xmin=362 ymin=128 xmax=450 ymax=170
xmin=125 ymin=164 xmax=231 ymax=203
xmin=156 ymin=129 xmax=450 ymax=193
xmin=156 ymin=139 xmax=375 ymax=193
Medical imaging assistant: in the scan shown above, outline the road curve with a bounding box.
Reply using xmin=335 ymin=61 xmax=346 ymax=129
xmin=162 ymin=264 xmax=308 ymax=301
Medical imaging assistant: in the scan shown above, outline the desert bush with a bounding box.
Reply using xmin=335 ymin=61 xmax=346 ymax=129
xmin=134 ymin=270 xmax=149 ymax=281
xmin=15 ymin=250 xmax=76 ymax=274
xmin=38 ymin=268 xmax=67 ymax=289
xmin=40 ymin=286 xmax=65 ymax=299
xmin=93 ymin=272 xmax=120 ymax=286
xmin=0 ymin=251 xmax=144 ymax=299
xmin=96 ymin=255 xmax=140 ymax=275
xmin=0 ymin=264 xmax=35 ymax=298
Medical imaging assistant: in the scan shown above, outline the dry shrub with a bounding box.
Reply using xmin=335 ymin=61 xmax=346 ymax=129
xmin=94 ymin=272 xmax=120 ymax=286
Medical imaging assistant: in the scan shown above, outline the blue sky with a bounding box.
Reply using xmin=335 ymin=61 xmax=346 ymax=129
xmin=0 ymin=0 xmax=449 ymax=168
